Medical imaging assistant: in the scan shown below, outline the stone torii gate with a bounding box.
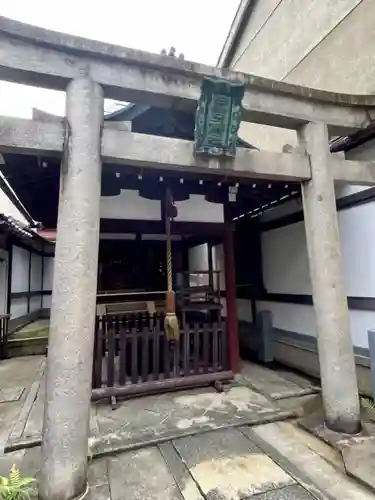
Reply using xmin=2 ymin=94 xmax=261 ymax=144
xmin=1 ymin=16 xmax=375 ymax=500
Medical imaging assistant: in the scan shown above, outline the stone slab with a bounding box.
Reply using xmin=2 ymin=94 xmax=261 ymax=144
xmin=89 ymin=409 xmax=294 ymax=459
xmin=248 ymin=485 xmax=316 ymax=499
xmin=95 ymin=385 xmax=276 ymax=438
xmin=251 ymin=422 xmax=375 ymax=500
xmin=159 ymin=442 xmax=203 ymax=500
xmin=240 ymin=362 xmax=312 ymax=400
xmin=0 ymin=387 xmax=24 ymax=403
xmin=298 ymin=414 xmax=368 ymax=450
xmin=341 ymin=437 xmax=375 ymax=492
xmin=108 ymin=447 xmax=183 ymax=500
xmin=87 ymin=483 xmax=111 ymax=500
xmin=173 ymin=428 xmax=294 ymax=499
xmin=22 ymin=379 xmax=45 ymax=439
xmin=88 ymin=457 xmax=109 ymax=488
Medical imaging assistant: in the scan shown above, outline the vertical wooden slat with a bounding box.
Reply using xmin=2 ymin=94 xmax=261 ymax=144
xmin=153 ymin=318 xmax=160 ymax=381
xmin=221 ymin=320 xmax=228 ymax=370
xmin=164 ymin=336 xmax=170 ymax=379
xmin=193 ymin=322 xmax=200 ymax=375
xmin=107 ymin=317 xmax=115 ymax=387
xmin=119 ymin=315 xmax=127 ymax=386
xmin=212 ymin=322 xmax=219 ymax=372
xmin=115 ymin=315 xmax=120 ymax=356
xmin=142 ymin=325 xmax=149 ymax=382
xmin=203 ymin=322 xmax=210 ymax=373
xmin=183 ymin=323 xmax=190 ymax=376
xmin=131 ymin=327 xmax=138 ymax=384
xmin=173 ymin=339 xmax=180 ymax=377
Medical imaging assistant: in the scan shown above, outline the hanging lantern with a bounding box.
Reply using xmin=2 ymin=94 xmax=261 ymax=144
xmin=194 ymin=77 xmax=244 ymax=158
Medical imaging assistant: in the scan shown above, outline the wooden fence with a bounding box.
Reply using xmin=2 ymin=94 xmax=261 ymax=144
xmin=92 ymin=312 xmax=231 ymax=399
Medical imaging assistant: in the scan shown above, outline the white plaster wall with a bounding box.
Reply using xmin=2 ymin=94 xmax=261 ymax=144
xmin=100 ymin=191 xmax=223 ymax=223
xmin=43 ymin=256 xmax=54 ymax=291
xmin=10 ymin=298 xmax=27 ymax=319
xmin=42 ymin=295 xmax=52 ymax=310
xmin=261 ymin=199 xmax=375 ymax=349
xmin=175 ymin=195 xmax=223 ymax=223
xmin=233 ymin=0 xmax=362 ymax=83
xmin=29 ymin=295 xmax=41 ymax=313
xmin=228 ymin=0 xmax=372 ymax=152
xmin=0 ymin=253 xmax=8 ymax=315
xmin=101 ymin=190 xmax=160 ymax=220
xmin=42 ymin=256 xmax=54 ymax=310
xmin=30 ymin=254 xmax=42 ymax=292
xmin=11 ymin=246 xmax=29 ymax=294
xmin=231 ymin=0 xmax=282 ymax=66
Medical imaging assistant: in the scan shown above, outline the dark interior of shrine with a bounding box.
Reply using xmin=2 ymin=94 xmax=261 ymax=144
xmin=0 ymin=103 xmax=300 ymax=303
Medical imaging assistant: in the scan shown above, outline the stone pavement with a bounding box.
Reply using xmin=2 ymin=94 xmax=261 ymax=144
xmin=0 ymin=355 xmax=373 ymax=499
xmin=1 ymin=422 xmax=374 ymax=499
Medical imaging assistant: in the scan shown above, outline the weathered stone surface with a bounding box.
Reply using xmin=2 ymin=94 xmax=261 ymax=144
xmin=253 ymin=422 xmax=375 ymax=500
xmin=0 ymin=116 xmax=312 ymax=183
xmin=0 ymin=14 xmax=372 ymax=132
xmin=87 ymin=483 xmax=111 ymax=500
xmin=108 ymin=447 xmax=183 ymax=500
xmin=159 ymin=442 xmax=203 ymax=500
xmin=88 ymin=457 xmax=109 ymax=488
xmin=341 ymin=437 xmax=375 ymax=491
xmin=39 ymin=76 xmax=104 ymax=500
xmin=299 ymin=122 xmax=360 ymax=433
xmin=95 ymin=386 xmax=276 ymax=437
xmin=247 ymin=485 xmax=316 ymax=499
xmin=240 ymin=362 xmax=311 ymax=400
xmin=0 ymin=387 xmax=24 ymax=403
xmin=20 ymin=446 xmax=41 ymax=478
xmin=173 ymin=429 xmax=294 ymax=499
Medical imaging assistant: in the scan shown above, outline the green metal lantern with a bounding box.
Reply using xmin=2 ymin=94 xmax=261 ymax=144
xmin=194 ymin=77 xmax=244 ymax=157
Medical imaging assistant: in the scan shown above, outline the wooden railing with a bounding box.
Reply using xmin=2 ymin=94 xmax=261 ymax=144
xmin=92 ymin=312 xmax=230 ymax=399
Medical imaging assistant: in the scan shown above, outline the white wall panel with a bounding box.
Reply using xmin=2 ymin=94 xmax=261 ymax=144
xmin=100 ymin=190 xmax=161 ymax=221
xmin=43 ymin=257 xmax=54 ymax=291
xmin=10 ymin=297 xmax=27 ymax=318
xmin=42 ymin=295 xmax=52 ymax=310
xmin=11 ymin=246 xmax=29 ymax=293
xmin=175 ymin=195 xmax=223 ymax=223
xmin=261 ymin=197 xmax=375 ymax=348
xmin=0 ymin=254 xmax=8 ymax=315
xmin=101 ymin=191 xmax=223 ymax=223
xmin=30 ymin=254 xmax=42 ymax=291
xmin=29 ymin=295 xmax=41 ymax=313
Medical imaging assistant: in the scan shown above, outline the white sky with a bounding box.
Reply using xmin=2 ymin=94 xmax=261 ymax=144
xmin=0 ymin=0 xmax=240 ymax=118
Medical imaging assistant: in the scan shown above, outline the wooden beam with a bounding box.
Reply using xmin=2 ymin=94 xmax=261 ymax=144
xmin=100 ymin=219 xmax=226 ymax=236
xmin=0 ymin=116 xmax=311 ymax=182
xmin=0 ymin=16 xmax=372 ymax=132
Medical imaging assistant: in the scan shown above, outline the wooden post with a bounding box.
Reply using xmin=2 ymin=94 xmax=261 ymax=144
xmin=207 ymin=242 xmax=214 ymax=289
xmin=224 ymin=206 xmax=239 ymax=373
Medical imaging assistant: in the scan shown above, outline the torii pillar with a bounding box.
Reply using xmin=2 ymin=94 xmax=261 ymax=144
xmin=39 ymin=75 xmax=103 ymax=500
xmin=299 ymin=121 xmax=360 ymax=434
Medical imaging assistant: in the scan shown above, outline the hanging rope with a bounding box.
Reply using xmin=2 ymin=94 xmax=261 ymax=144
xmin=164 ymin=187 xmax=180 ymax=342
xmin=166 ymin=212 xmax=173 ymax=293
